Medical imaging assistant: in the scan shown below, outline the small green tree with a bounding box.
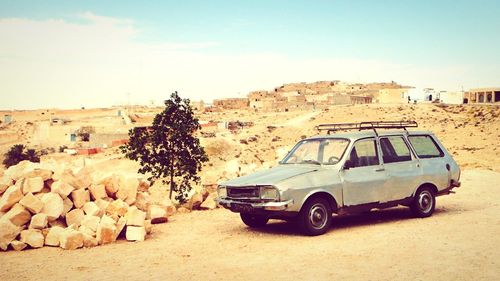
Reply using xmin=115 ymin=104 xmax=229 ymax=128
xmin=122 ymin=91 xmax=209 ymax=203
xmin=3 ymin=144 xmax=41 ymax=168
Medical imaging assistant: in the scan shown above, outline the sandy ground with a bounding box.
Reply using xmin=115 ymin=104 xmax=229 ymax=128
xmin=1 ymin=169 xmax=499 ymax=281
xmin=1 ymin=104 xmax=499 ymax=280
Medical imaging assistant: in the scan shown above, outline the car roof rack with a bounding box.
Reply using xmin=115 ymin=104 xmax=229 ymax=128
xmin=316 ymin=120 xmax=418 ymax=135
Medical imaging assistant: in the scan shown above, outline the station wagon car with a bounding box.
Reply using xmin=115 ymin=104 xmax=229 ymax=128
xmin=216 ymin=121 xmax=461 ymax=236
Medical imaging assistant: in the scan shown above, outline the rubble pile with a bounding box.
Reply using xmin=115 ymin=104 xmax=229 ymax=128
xmin=0 ymin=160 xmax=218 ymax=251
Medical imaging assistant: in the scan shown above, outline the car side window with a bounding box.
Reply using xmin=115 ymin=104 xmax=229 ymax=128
xmin=408 ymin=135 xmax=444 ymax=158
xmin=380 ymin=136 xmax=412 ymax=163
xmin=346 ymin=138 xmax=379 ymax=168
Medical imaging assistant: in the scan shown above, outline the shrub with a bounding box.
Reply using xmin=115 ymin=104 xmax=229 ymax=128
xmin=3 ymin=144 xmax=40 ymax=168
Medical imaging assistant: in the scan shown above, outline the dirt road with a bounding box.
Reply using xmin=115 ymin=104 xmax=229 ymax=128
xmin=2 ymin=169 xmax=499 ymax=281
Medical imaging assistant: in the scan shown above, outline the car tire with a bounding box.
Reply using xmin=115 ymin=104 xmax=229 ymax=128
xmin=240 ymin=213 xmax=269 ymax=228
xmin=410 ymin=186 xmax=436 ymax=218
xmin=297 ymin=197 xmax=332 ymax=236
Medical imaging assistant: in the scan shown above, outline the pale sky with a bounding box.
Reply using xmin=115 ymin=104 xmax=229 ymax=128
xmin=0 ymin=0 xmax=499 ymax=109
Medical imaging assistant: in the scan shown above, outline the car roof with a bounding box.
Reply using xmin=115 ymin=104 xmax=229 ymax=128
xmin=306 ymin=130 xmax=434 ymax=141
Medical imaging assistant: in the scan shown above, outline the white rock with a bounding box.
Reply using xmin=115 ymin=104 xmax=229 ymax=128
xmin=78 ymin=225 xmax=96 ymax=236
xmin=99 ymin=174 xmax=120 ymax=197
xmin=22 ymin=176 xmax=44 ymax=194
xmin=96 ymin=216 xmax=117 ymax=245
xmin=20 ymin=229 xmax=44 ymax=248
xmin=116 ymin=176 xmax=138 ymax=205
xmin=126 ymin=206 xmax=146 ymax=227
xmin=0 ymin=182 xmax=24 ymax=212
xmin=10 ymin=240 xmax=27 ymax=251
xmin=50 ymin=181 xmax=75 ymax=198
xmin=126 ymin=226 xmax=146 ymax=242
xmin=59 ymin=228 xmax=83 ymax=250
xmin=74 ymin=167 xmax=93 ymax=189
xmin=147 ymin=205 xmax=168 ymax=224
xmin=62 ymin=197 xmax=73 ymax=217
xmin=82 ymin=233 xmax=98 ymax=248
xmin=19 ymin=192 xmax=44 ymax=214
xmin=0 ymin=176 xmax=13 ymax=195
xmin=200 ymin=193 xmax=218 ymax=210
xmin=135 ymin=192 xmax=150 ymax=212
xmin=4 ymin=160 xmax=37 ymax=181
xmin=113 ymin=216 xmax=126 ymax=241
xmin=71 ymin=189 xmax=90 ymax=209
xmin=65 ymin=209 xmax=85 ymax=227
xmin=29 ymin=213 xmax=48 ymax=229
xmin=40 ymin=193 xmax=64 ymax=221
xmin=95 ymin=199 xmax=110 ymax=215
xmin=188 ymin=192 xmax=204 ymax=210
xmin=0 ymin=219 xmax=21 ymax=251
xmin=23 ymin=168 xmax=53 ymax=181
xmin=2 ymin=203 xmax=31 ymax=226
xmin=48 ymin=219 xmax=67 ymax=228
xmin=89 ymin=184 xmax=107 ymax=200
xmin=45 ymin=226 xmax=64 ymax=246
xmin=106 ymin=199 xmax=128 ymax=217
xmin=83 ymin=201 xmax=100 ymax=217
xmin=81 ymin=215 xmax=100 ymax=232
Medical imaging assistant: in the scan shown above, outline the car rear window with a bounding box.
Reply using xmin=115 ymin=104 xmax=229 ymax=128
xmin=380 ymin=136 xmax=412 ymax=163
xmin=408 ymin=135 xmax=444 ymax=158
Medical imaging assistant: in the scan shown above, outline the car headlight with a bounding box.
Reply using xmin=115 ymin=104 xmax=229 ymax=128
xmin=217 ymin=185 xmax=227 ymax=198
xmin=260 ymin=186 xmax=280 ymax=201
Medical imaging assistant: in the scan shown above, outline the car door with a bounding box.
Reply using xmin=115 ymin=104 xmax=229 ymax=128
xmin=379 ymin=135 xmax=422 ymax=202
xmin=407 ymin=134 xmax=449 ymax=189
xmin=341 ymin=138 xmax=388 ymax=206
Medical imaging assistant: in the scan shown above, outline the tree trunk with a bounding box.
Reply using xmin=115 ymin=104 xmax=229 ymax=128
xmin=169 ymin=159 xmax=174 ymax=199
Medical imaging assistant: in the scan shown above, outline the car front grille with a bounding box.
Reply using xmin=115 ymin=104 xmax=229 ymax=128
xmin=227 ymin=186 xmax=259 ymax=199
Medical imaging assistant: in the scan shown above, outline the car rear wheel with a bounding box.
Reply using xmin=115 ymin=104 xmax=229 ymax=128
xmin=410 ymin=186 xmax=436 ymax=218
xmin=240 ymin=213 xmax=269 ymax=228
xmin=297 ymin=197 xmax=332 ymax=236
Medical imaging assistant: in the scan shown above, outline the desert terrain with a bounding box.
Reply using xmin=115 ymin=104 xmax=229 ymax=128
xmin=1 ymin=103 xmax=499 ymax=280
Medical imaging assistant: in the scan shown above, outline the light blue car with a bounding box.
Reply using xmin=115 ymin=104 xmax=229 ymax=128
xmin=216 ymin=121 xmax=461 ymax=236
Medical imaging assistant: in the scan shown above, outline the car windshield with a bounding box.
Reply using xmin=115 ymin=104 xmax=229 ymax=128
xmin=282 ymin=138 xmax=349 ymax=165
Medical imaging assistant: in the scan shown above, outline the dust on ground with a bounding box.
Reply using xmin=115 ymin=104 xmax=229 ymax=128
xmin=1 ymin=169 xmax=499 ymax=281
xmin=1 ymin=103 xmax=499 ymax=280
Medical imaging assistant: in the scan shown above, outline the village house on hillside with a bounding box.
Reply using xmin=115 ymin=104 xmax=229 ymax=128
xmin=210 ymin=81 xmax=410 ymax=112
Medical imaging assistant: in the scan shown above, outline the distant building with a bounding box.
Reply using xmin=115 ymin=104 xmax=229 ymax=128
xmin=464 ymin=88 xmax=500 ymax=104
xmin=439 ymin=91 xmax=463 ymax=104
xmin=212 ymin=98 xmax=249 ymax=110
xmin=329 ymin=94 xmax=372 ymax=105
xmin=373 ymin=88 xmax=410 ymax=103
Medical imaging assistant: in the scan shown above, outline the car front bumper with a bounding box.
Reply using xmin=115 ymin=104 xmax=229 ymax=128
xmin=216 ymin=198 xmax=294 ymax=212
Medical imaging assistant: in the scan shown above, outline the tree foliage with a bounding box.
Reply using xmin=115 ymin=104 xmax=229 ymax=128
xmin=3 ymin=144 xmax=41 ymax=168
xmin=121 ymin=91 xmax=209 ymax=203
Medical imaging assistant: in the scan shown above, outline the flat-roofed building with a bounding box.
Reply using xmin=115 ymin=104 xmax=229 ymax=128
xmin=213 ymin=98 xmax=249 ymax=110
xmin=464 ymin=88 xmax=500 ymax=104
xmin=439 ymin=91 xmax=463 ymax=104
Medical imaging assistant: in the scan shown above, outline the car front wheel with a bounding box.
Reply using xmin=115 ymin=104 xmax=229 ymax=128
xmin=297 ymin=197 xmax=332 ymax=236
xmin=410 ymin=186 xmax=436 ymax=218
xmin=240 ymin=213 xmax=269 ymax=228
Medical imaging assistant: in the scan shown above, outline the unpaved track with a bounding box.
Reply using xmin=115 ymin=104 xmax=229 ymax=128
xmin=2 ymin=169 xmax=499 ymax=281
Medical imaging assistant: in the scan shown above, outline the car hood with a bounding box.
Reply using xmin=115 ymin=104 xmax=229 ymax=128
xmin=220 ymin=165 xmax=319 ymax=187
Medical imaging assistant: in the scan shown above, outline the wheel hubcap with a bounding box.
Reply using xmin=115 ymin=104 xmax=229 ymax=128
xmin=309 ymin=204 xmax=328 ymax=229
xmin=418 ymin=191 xmax=433 ymax=213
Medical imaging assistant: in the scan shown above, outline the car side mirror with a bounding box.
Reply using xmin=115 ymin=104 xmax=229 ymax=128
xmin=343 ymin=160 xmax=354 ymax=170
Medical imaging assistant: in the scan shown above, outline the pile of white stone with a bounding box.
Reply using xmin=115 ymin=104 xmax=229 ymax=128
xmin=0 ymin=160 xmax=185 ymax=251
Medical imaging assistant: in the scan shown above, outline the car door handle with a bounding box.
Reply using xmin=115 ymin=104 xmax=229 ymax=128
xmin=374 ymin=168 xmax=385 ymax=172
